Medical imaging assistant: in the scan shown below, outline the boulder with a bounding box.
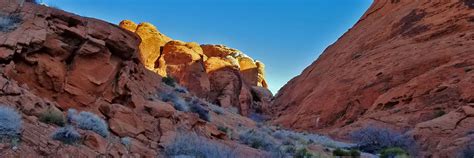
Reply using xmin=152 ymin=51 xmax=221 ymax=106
xmin=119 ymin=21 xmax=172 ymax=76
xmin=119 ymin=20 xmax=138 ymax=32
xmin=201 ymin=44 xmax=242 ymax=58
xmin=238 ymin=56 xmax=259 ymax=86
xmin=163 ymin=40 xmax=211 ymax=98
xmin=162 ymin=40 xmax=206 ymax=65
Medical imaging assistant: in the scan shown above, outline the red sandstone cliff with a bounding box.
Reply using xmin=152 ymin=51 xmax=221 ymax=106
xmin=0 ymin=1 xmax=266 ymax=157
xmin=272 ymin=0 xmax=474 ymax=156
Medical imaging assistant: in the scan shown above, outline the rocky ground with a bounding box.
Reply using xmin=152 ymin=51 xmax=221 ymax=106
xmin=1 ymin=0 xmax=473 ymax=157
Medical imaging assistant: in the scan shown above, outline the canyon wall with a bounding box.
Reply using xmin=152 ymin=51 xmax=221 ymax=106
xmin=272 ymin=0 xmax=474 ymax=156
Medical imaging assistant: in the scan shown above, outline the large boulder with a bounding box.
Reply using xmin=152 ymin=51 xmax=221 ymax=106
xmin=238 ymin=56 xmax=259 ymax=86
xmin=118 ymin=20 xmax=138 ymax=32
xmin=162 ymin=40 xmax=206 ymax=65
xmin=119 ymin=21 xmax=171 ymax=76
xmin=255 ymin=61 xmax=268 ymax=88
xmin=163 ymin=40 xmax=210 ymax=98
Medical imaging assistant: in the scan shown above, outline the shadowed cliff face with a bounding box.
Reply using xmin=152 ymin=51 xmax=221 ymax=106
xmin=272 ymin=0 xmax=474 ymax=156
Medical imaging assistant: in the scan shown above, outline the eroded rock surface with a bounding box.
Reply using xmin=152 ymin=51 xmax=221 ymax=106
xmin=0 ymin=1 xmax=266 ymax=157
xmin=271 ymin=0 xmax=474 ymax=156
xmin=118 ymin=21 xmax=272 ymax=116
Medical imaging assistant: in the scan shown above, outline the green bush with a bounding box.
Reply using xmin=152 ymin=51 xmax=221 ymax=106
xmin=39 ymin=108 xmax=65 ymax=126
xmin=380 ymin=147 xmax=409 ymax=158
xmin=350 ymin=149 xmax=361 ymax=157
xmin=333 ymin=148 xmax=350 ymax=156
xmin=434 ymin=110 xmax=446 ymax=118
xmin=162 ymin=76 xmax=176 ymax=87
xmin=333 ymin=148 xmax=360 ymax=157
xmin=295 ymin=148 xmax=313 ymax=158
xmin=218 ymin=126 xmax=229 ymax=133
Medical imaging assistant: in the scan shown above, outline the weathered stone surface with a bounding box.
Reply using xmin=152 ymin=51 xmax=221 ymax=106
xmin=163 ymin=40 xmax=206 ymax=65
xmin=271 ymin=0 xmax=474 ymax=156
xmin=163 ymin=40 xmax=211 ymax=98
xmin=119 ymin=20 xmax=138 ymax=32
xmin=238 ymin=56 xmax=259 ymax=86
xmin=201 ymin=44 xmax=242 ymax=58
xmin=0 ymin=2 xmax=276 ymax=157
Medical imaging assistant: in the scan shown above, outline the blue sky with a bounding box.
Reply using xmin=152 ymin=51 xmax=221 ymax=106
xmin=42 ymin=0 xmax=372 ymax=94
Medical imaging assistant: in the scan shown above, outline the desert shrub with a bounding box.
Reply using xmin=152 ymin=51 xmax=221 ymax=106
xmin=160 ymin=92 xmax=189 ymax=112
xmin=349 ymin=149 xmax=361 ymax=157
xmin=121 ymin=137 xmax=132 ymax=150
xmin=210 ymin=105 xmax=225 ymax=115
xmin=189 ymin=99 xmax=211 ymax=122
xmin=0 ymin=14 xmax=22 ymax=32
xmin=174 ymin=86 xmax=188 ymax=93
xmin=333 ymin=148 xmax=361 ymax=157
xmin=0 ymin=106 xmax=22 ymax=140
xmin=380 ymin=147 xmax=409 ymax=158
xmin=434 ymin=109 xmax=446 ymax=118
xmin=162 ymin=76 xmax=176 ymax=87
xmin=52 ymin=125 xmax=81 ymax=144
xmin=239 ymin=129 xmax=277 ymax=151
xmin=333 ymin=148 xmax=350 ymax=156
xmin=68 ymin=110 xmax=109 ymax=138
xmin=272 ymin=130 xmax=286 ymax=140
xmin=218 ymin=126 xmax=229 ymax=133
xmin=459 ymin=142 xmax=474 ymax=158
xmin=351 ymin=126 xmax=417 ymax=154
xmin=249 ymin=112 xmax=267 ymax=123
xmin=39 ymin=108 xmax=65 ymax=126
xmin=295 ymin=148 xmax=313 ymax=158
xmin=164 ymin=132 xmax=237 ymax=158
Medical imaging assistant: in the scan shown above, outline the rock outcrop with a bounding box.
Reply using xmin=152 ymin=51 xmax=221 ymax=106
xmin=271 ymin=0 xmax=474 ymax=156
xmin=0 ymin=1 xmax=266 ymax=157
xmin=119 ymin=21 xmax=272 ymax=116
xmin=119 ymin=20 xmax=171 ymax=76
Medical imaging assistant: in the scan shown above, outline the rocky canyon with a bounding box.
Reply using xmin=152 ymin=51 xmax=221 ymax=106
xmin=0 ymin=0 xmax=473 ymax=157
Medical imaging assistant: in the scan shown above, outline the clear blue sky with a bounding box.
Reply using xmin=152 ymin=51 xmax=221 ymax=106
xmin=42 ymin=0 xmax=372 ymax=94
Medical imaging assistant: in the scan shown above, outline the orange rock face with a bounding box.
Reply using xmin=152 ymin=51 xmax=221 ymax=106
xmin=271 ymin=0 xmax=474 ymax=156
xmin=118 ymin=22 xmax=272 ymax=115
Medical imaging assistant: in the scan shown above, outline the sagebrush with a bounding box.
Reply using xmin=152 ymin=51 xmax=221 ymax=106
xmin=160 ymin=92 xmax=189 ymax=112
xmin=0 ymin=106 xmax=22 ymax=140
xmin=52 ymin=125 xmax=81 ymax=144
xmin=189 ymin=98 xmax=211 ymax=122
xmin=351 ymin=126 xmax=417 ymax=155
xmin=0 ymin=14 xmax=21 ymax=32
xmin=68 ymin=109 xmax=109 ymax=138
xmin=164 ymin=132 xmax=237 ymax=158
